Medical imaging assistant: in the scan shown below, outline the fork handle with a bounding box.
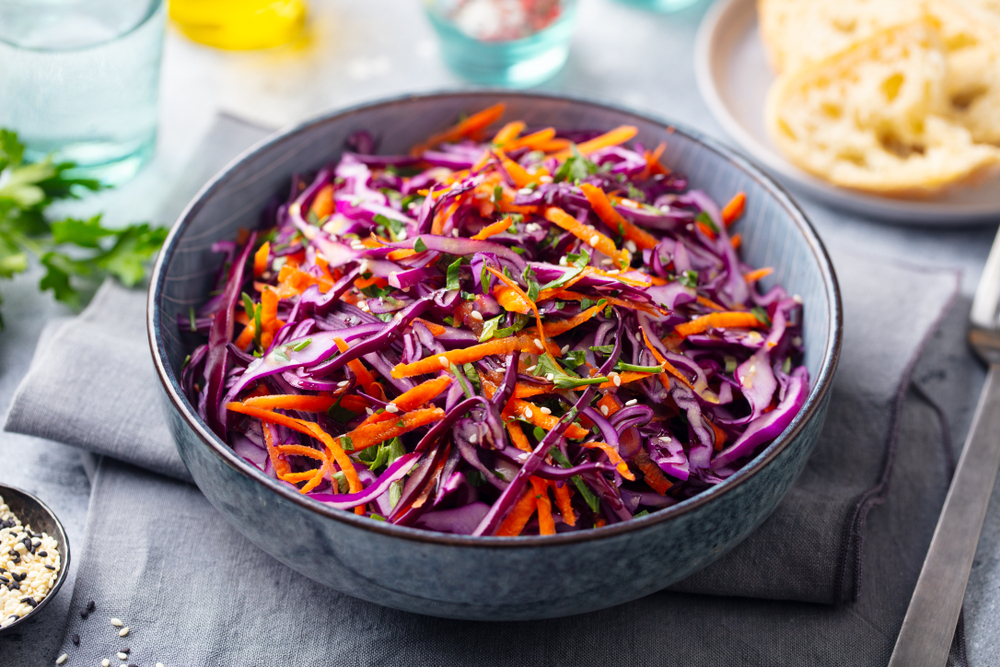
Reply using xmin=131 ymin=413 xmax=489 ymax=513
xmin=889 ymin=364 xmax=1000 ymax=667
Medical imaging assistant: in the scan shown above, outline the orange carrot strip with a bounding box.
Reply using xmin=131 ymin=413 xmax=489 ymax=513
xmin=484 ymin=266 xmax=548 ymax=351
xmin=545 ymin=206 xmax=629 ymax=270
xmin=244 ymin=394 xmax=338 ymax=412
xmin=506 ymin=421 xmax=533 ymax=453
xmin=554 ymin=290 xmax=663 ymax=316
xmin=226 ymin=404 xmax=361 ymax=494
xmin=721 ymin=192 xmax=746 ymax=226
xmin=492 ymin=121 xmax=525 ymax=147
xmin=507 ymin=398 xmax=590 ymax=440
xmin=359 ymin=376 xmax=453 ymax=426
xmin=391 ymin=337 xmax=521 ymax=379
xmin=496 ymin=487 xmax=537 ymax=537
xmin=709 ymin=419 xmax=728 ymax=451
xmin=643 ymin=142 xmax=670 ymax=177
xmin=744 ymin=267 xmax=773 ymax=284
xmin=472 ymin=216 xmax=512 ymax=241
xmin=532 ymin=302 xmax=604 ymax=337
xmin=387 ymin=248 xmax=418 ymax=261
xmin=310 ymin=184 xmax=335 ymax=219
xmin=697 ymin=221 xmax=717 ymax=240
xmin=513 ymin=384 xmax=556 ymax=399
xmin=674 ymin=312 xmax=764 ymax=338
xmin=339 ymin=407 xmax=446 ymax=452
xmin=730 ymin=233 xmax=742 ymax=250
xmin=579 ymin=183 xmax=659 ymax=251
xmin=499 ymin=153 xmax=537 ymax=189
xmin=261 ymin=422 xmax=291 ymax=477
xmin=553 ymin=481 xmax=576 ymax=526
xmin=531 ymin=477 xmax=556 ymax=535
xmin=334 ymin=338 xmax=380 ymax=395
xmin=254 ymin=241 xmax=270 ymax=277
xmin=596 ymin=393 xmax=621 ymax=418
xmin=507 ymin=127 xmax=556 ymax=151
xmin=596 ymin=371 xmax=656 ymax=390
xmin=430 ymin=200 xmax=460 ymax=236
xmin=638 ymin=326 xmax=673 ymax=391
xmin=272 ymin=444 xmax=328 ymax=460
xmin=696 ymin=296 xmax=727 ymax=311
xmin=534 ymin=138 xmax=573 ymax=153
xmin=412 ymin=318 xmax=446 ymax=336
xmin=234 ymin=325 xmax=255 ymax=350
xmin=581 ymin=441 xmax=635 ymax=481
xmin=411 ymin=103 xmax=506 ymax=156
xmin=634 ymin=448 xmax=672 ymax=495
xmin=551 ymin=125 xmax=638 ymax=160
xmin=494 ymin=285 xmax=532 ymax=315
xmin=279 ymin=470 xmax=323 ymax=483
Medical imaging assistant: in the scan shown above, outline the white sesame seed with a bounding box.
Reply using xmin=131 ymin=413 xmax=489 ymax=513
xmin=545 ymin=373 xmax=555 ymax=382
xmin=792 ymin=294 xmax=803 ymax=304
xmin=385 ymin=403 xmax=399 ymax=414
xmin=470 ymin=310 xmax=483 ymax=321
xmin=600 ymin=258 xmax=614 ymax=266
xmin=533 ymin=338 xmax=544 ymax=351
xmin=749 ymin=364 xmax=757 ymax=373
xmin=607 ymin=269 xmax=620 ymax=275
xmin=793 ymin=336 xmax=803 ymax=346
xmin=468 ymin=433 xmax=478 ymax=444
xmin=119 ymin=627 xmax=129 ymax=637
xmin=612 ymin=373 xmax=622 ymax=387
xmin=157 ymin=664 xmax=165 ymax=667
xmin=452 ymin=229 xmax=460 ymax=237
xmin=539 ymin=175 xmax=553 ymax=184
xmin=600 ymin=405 xmax=610 ymax=416
xmin=559 ymin=256 xmax=568 ymax=266
xmin=397 ymin=230 xmax=408 ymax=241
xmin=365 ymin=407 xmax=375 ymax=416
xmin=358 ymin=259 xmax=370 ymax=275
xmin=56 ymin=654 xmax=67 ymax=665
xmin=539 ymin=407 xmax=552 ymax=415
xmin=337 ymin=380 xmax=350 ymax=388
xmin=102 ymin=661 xmax=110 ymax=667
xmin=13 ymin=542 xmax=25 ymax=554
xmin=518 ymin=187 xmax=532 ymax=195
xmin=589 ymin=234 xmax=600 ymax=246
xmin=624 ymin=240 xmax=638 ymax=253
xmin=118 ymin=653 xmax=128 ymax=660
xmin=439 ymin=356 xmax=450 ymax=368
xmin=526 ymin=365 xmax=537 ymax=372
xmin=686 ymin=223 xmax=694 ymax=231
xmin=621 ymin=198 xmax=640 ymax=209
xmin=525 ymin=223 xmax=540 ymax=232
xmin=560 ymin=345 xmax=570 ymax=355
xmin=524 ymin=407 xmax=534 ymax=419
xmin=111 ymin=618 xmax=123 ymax=627
xmin=625 ymin=399 xmax=638 ymax=407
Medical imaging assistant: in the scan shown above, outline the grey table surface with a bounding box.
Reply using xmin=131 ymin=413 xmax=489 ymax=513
xmin=1 ymin=0 xmax=999 ymax=662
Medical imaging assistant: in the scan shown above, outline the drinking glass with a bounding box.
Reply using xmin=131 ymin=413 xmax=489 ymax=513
xmin=0 ymin=0 xmax=165 ymax=184
xmin=425 ymin=0 xmax=578 ymax=88
xmin=612 ymin=0 xmax=703 ymax=13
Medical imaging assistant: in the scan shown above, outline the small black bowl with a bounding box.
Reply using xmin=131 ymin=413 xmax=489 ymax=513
xmin=0 ymin=484 xmax=70 ymax=635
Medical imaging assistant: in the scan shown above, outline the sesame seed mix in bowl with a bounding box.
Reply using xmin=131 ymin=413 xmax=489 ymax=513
xmin=0 ymin=495 xmax=61 ymax=627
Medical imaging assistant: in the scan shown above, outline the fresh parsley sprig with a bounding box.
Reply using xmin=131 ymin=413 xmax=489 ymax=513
xmin=0 ymin=129 xmax=167 ymax=327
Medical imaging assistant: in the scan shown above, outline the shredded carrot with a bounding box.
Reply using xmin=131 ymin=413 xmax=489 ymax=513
xmin=272 ymin=444 xmax=328 ymax=460
xmin=261 ymin=422 xmax=291 ymax=477
xmin=730 ymin=233 xmax=742 ymax=250
xmin=708 ymin=419 xmax=728 ymax=451
xmin=334 ymin=338 xmax=382 ymax=398
xmin=411 ymin=103 xmax=506 ymax=156
xmin=554 ymin=290 xmax=663 ymax=316
xmin=338 ymin=407 xmax=446 ymax=452
xmin=633 ymin=448 xmax=672 ymax=495
xmin=358 ymin=376 xmax=453 ymax=426
xmin=412 ymin=318 xmax=446 ymax=336
xmin=254 ymin=241 xmax=270 ymax=277
xmin=244 ymin=394 xmax=338 ymax=412
xmin=697 ymin=220 xmax=717 ymax=240
xmin=642 ymin=142 xmax=670 ymax=177
xmin=743 ymin=267 xmax=773 ymax=284
xmin=579 ymin=183 xmax=659 ymax=251
xmin=551 ymin=125 xmax=639 ymax=160
xmin=596 ymin=371 xmax=656 ymax=390
xmin=596 ymin=393 xmax=621 ymax=418
xmin=392 ymin=336 xmax=543 ymax=379
xmin=484 ymin=266 xmax=548 ymax=352
xmin=722 ymin=192 xmax=746 ymax=226
xmin=310 ymin=184 xmax=335 ymax=220
xmin=492 ymin=121 xmax=525 ymax=147
xmin=496 ymin=487 xmax=537 ymax=537
xmin=534 ymin=138 xmax=573 ymax=153
xmin=553 ymin=482 xmax=576 ymax=526
xmin=506 ymin=398 xmax=590 ymax=440
xmin=513 ymin=383 xmax=556 ymax=399
xmin=472 ymin=215 xmax=512 ymax=241
xmin=581 ymin=442 xmax=635 ymax=481
xmin=506 ymin=421 xmax=534 ymax=453
xmin=225 ymin=403 xmax=362 ymax=497
xmin=535 ymin=302 xmax=605 ymax=337
xmin=545 ymin=206 xmax=629 ymax=270
xmin=430 ymin=199 xmax=460 ymax=236
xmin=638 ymin=326 xmax=674 ymax=391
xmin=696 ymin=296 xmax=727 ymax=311
xmin=387 ymin=248 xmax=418 ymax=261
xmin=494 ymin=285 xmax=532 ymax=315
xmin=507 ymin=127 xmax=556 ymax=151
xmin=674 ymin=311 xmax=764 ymax=338
xmin=499 ymin=153 xmax=537 ymax=189
xmin=531 ymin=478 xmax=556 ymax=535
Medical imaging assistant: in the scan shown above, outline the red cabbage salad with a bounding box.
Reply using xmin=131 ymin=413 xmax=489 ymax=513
xmin=180 ymin=103 xmax=809 ymax=537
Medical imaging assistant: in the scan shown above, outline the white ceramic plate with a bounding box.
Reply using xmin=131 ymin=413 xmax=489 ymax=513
xmin=694 ymin=0 xmax=1000 ymax=225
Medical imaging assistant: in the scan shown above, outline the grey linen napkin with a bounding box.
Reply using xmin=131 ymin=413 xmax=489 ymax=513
xmin=1 ymin=115 xmax=972 ymax=664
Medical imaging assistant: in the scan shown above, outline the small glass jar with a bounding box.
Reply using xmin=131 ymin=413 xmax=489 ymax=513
xmin=425 ymin=0 xmax=578 ymax=88
xmin=612 ymin=0 xmax=703 ymax=13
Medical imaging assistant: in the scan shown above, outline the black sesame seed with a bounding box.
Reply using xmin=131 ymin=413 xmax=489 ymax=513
xmin=72 ymin=634 xmax=80 ymax=646
xmin=37 ymin=551 xmax=47 ymax=557
xmin=20 ymin=597 xmax=36 ymax=607
xmin=9 ymin=582 xmax=19 ymax=591
xmin=0 ymin=577 xmax=7 ymax=584
xmin=15 ymin=572 xmax=26 ymax=582
xmin=129 ymin=664 xmax=138 ymax=667
xmin=121 ymin=648 xmax=130 ymax=654
xmin=45 ymin=565 xmax=54 ymax=571
xmin=79 ymin=611 xmax=89 ymax=620
xmin=86 ymin=600 xmax=96 ymax=612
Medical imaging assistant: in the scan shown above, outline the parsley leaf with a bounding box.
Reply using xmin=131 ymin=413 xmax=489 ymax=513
xmin=679 ymin=269 xmax=699 ymax=289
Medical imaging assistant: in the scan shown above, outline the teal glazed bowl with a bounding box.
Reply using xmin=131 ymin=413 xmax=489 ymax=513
xmin=147 ymin=91 xmax=842 ymax=621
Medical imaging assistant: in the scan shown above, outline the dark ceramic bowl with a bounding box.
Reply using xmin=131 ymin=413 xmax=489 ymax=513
xmin=0 ymin=484 xmax=70 ymax=635
xmin=148 ymin=91 xmax=842 ymax=621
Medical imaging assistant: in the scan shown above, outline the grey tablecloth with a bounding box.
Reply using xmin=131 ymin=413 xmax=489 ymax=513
xmin=0 ymin=113 xmax=977 ymax=666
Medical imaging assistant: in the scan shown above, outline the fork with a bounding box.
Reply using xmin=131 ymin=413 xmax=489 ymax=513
xmin=888 ymin=226 xmax=1000 ymax=667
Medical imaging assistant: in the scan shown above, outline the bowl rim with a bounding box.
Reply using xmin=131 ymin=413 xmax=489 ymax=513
xmin=0 ymin=483 xmax=71 ymax=634
xmin=147 ymin=89 xmax=843 ymax=548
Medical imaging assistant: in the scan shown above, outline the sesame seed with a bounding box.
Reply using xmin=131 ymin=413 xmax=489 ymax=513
xmin=793 ymin=336 xmax=803 ymax=346
xmin=102 ymin=661 xmax=110 ymax=667
xmin=118 ymin=653 xmax=128 ymax=661
xmin=749 ymin=364 xmax=756 ymax=373
xmin=87 ymin=601 xmax=95 ymax=613
xmin=686 ymin=223 xmax=694 ymax=231
xmin=533 ymin=338 xmax=544 ymax=350
xmin=438 ymin=355 xmax=449 ymax=368
xmin=397 ymin=230 xmax=408 ymax=241
xmin=111 ymin=618 xmax=123 ymax=627
xmin=468 ymin=434 xmax=478 ymax=444
xmin=600 ymin=405 xmax=610 ymax=416
xmin=612 ymin=373 xmax=622 ymax=387
xmin=517 ymin=188 xmax=532 ymax=195
xmin=600 ymin=258 xmax=614 ymax=266
xmin=157 ymin=664 xmax=165 ymax=667
xmin=524 ymin=407 xmax=534 ymax=419
xmin=365 ymin=407 xmax=374 ymax=416
xmin=625 ymin=399 xmax=638 ymax=407
xmin=72 ymin=634 xmax=80 ymax=646
xmin=560 ymin=345 xmax=570 ymax=355
xmin=119 ymin=627 xmax=129 ymax=637
xmin=539 ymin=407 xmax=552 ymax=415
xmin=621 ymin=198 xmax=639 ymax=208
xmin=470 ymin=310 xmax=483 ymax=321
xmin=539 ymin=175 xmax=553 ymax=184
xmin=559 ymin=256 xmax=567 ymax=266
xmin=545 ymin=373 xmax=555 ymax=382
xmin=358 ymin=259 xmax=370 ymax=275
xmin=56 ymin=654 xmax=67 ymax=665
xmin=589 ymin=235 xmax=600 ymax=246
xmin=337 ymin=380 xmax=350 ymax=388
xmin=624 ymin=240 xmax=638 ymax=253
xmin=452 ymin=229 xmax=460 ymax=237
xmin=607 ymin=269 xmax=620 ymax=275
xmin=526 ymin=365 xmax=537 ymax=372
xmin=792 ymin=294 xmax=803 ymax=304
xmin=385 ymin=404 xmax=399 ymax=414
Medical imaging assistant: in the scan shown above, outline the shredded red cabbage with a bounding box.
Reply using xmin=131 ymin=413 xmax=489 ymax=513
xmin=180 ymin=107 xmax=808 ymax=536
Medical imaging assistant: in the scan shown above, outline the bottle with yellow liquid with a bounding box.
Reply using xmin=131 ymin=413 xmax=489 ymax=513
xmin=169 ymin=0 xmax=307 ymax=50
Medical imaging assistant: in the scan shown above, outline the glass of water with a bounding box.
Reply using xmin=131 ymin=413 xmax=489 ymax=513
xmin=0 ymin=0 xmax=165 ymax=185
xmin=425 ymin=0 xmax=578 ymax=88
